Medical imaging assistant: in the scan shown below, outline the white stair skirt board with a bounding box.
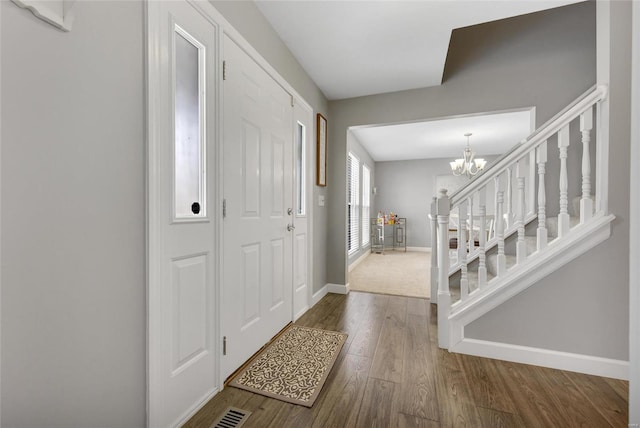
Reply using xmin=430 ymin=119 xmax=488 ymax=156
xmin=327 ymin=283 xmax=350 ymax=295
xmin=312 ymin=285 xmax=329 ymax=306
xmin=451 ymin=338 xmax=629 ymax=380
xmin=449 ymin=214 xmax=614 ymax=328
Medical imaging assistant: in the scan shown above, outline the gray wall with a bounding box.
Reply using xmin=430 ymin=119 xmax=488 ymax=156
xmin=1 ymin=2 xmax=145 ymax=427
xmin=211 ymin=0 xmax=330 ymax=294
xmin=327 ymin=2 xmax=631 ymax=361
xmin=373 ymin=156 xmax=499 ymax=248
xmin=327 ymin=1 xmax=597 ymax=286
xmin=466 ymin=0 xmax=631 ymax=361
xmin=347 ymin=133 xmax=375 ymax=265
xmin=1 ymin=1 xmax=330 ymax=427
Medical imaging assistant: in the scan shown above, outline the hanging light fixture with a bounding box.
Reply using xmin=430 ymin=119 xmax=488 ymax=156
xmin=450 ymin=132 xmax=487 ymax=177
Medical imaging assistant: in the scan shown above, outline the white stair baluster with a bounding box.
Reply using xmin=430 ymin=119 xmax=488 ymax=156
xmin=580 ymin=106 xmax=593 ymax=223
xmin=468 ymin=195 xmax=474 ymax=254
xmin=537 ymin=141 xmax=548 ymax=251
xmin=459 ymin=200 xmax=468 ymax=300
xmin=436 ymin=189 xmax=450 ymax=349
xmin=496 ymin=191 xmax=506 ymax=275
xmin=528 ymin=150 xmax=536 ymax=217
xmin=494 ymin=175 xmax=500 ymax=241
xmin=505 ymin=166 xmax=513 ymax=229
xmin=478 ymin=187 xmax=488 ymax=289
xmin=558 ymin=125 xmax=570 ymax=237
xmin=516 ymin=177 xmax=527 ymax=264
xmin=430 ymin=196 xmax=438 ymax=304
xmin=457 ymin=204 xmax=465 ymax=266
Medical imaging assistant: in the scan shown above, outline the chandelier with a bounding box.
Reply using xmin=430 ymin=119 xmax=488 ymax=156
xmin=450 ymin=133 xmax=487 ymax=177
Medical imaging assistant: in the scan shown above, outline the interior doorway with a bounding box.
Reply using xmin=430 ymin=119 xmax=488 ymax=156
xmin=346 ymin=108 xmax=535 ymax=300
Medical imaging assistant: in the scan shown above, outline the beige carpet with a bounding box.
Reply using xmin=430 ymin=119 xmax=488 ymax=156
xmin=349 ymin=250 xmax=431 ymax=299
xmin=229 ymin=325 xmax=347 ymax=407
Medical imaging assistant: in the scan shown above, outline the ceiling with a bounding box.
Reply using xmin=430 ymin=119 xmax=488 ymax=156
xmin=256 ymin=0 xmax=584 ymax=101
xmin=350 ymin=109 xmax=534 ymax=161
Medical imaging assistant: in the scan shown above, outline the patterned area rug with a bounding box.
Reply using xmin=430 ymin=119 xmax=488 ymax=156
xmin=229 ymin=325 xmax=347 ymax=407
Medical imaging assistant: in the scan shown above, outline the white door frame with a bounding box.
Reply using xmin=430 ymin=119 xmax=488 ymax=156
xmin=146 ymin=1 xmax=314 ymax=425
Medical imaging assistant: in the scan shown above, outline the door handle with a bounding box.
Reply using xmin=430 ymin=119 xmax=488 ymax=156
xmin=287 ymin=224 xmax=295 ymax=232
xmin=287 ymin=208 xmax=293 ymax=216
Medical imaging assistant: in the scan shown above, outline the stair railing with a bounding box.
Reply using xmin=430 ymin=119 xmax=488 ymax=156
xmin=433 ymin=84 xmax=608 ymax=349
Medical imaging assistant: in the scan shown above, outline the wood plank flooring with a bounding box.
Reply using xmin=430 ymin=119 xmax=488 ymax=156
xmin=184 ymin=291 xmax=628 ymax=427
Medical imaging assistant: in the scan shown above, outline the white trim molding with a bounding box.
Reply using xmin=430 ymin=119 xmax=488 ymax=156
xmin=327 ymin=283 xmax=350 ymax=295
xmin=11 ymin=0 xmax=75 ymax=31
xmin=407 ymin=246 xmax=431 ymax=252
xmin=312 ymin=285 xmax=329 ymax=306
xmin=348 ymin=251 xmax=369 ymax=272
xmin=629 ymin=0 xmax=640 ymax=421
xmin=452 ymin=338 xmax=629 ymax=381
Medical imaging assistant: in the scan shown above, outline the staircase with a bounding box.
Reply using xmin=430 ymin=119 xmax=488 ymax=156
xmin=430 ymin=84 xmax=614 ymax=351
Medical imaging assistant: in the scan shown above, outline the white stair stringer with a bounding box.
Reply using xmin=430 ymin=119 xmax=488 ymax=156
xmin=447 ymin=213 xmax=615 ymax=349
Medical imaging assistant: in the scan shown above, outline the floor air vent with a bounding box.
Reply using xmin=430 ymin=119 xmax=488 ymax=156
xmin=212 ymin=407 xmax=251 ymax=428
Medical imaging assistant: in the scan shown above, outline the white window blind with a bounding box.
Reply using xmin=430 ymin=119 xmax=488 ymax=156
xmin=348 ymin=153 xmax=360 ymax=255
xmin=362 ymin=164 xmax=370 ymax=246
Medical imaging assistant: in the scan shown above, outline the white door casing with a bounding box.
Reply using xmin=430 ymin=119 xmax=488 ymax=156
xmin=147 ymin=1 xmax=219 ymax=427
xmin=221 ymin=35 xmax=294 ymax=381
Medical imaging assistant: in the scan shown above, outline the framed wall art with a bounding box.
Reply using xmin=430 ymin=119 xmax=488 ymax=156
xmin=316 ymin=113 xmax=327 ymax=187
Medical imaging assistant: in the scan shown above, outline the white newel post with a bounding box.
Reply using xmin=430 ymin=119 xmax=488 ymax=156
xmin=580 ymin=106 xmax=594 ymax=223
xmin=436 ymin=189 xmax=451 ymax=349
xmin=459 ymin=200 xmax=469 ymax=301
xmin=496 ymin=190 xmax=506 ymax=276
xmin=537 ymin=141 xmax=548 ymax=251
xmin=558 ymin=125 xmax=570 ymax=237
xmin=516 ymin=177 xmax=527 ymax=264
xmin=430 ymin=197 xmax=438 ymax=304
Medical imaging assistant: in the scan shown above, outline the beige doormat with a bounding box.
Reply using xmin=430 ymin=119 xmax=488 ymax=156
xmin=228 ymin=325 xmax=347 ymax=407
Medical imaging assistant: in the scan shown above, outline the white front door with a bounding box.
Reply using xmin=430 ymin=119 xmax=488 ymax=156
xmin=221 ymin=35 xmax=294 ymax=380
xmin=147 ymin=2 xmax=219 ymax=427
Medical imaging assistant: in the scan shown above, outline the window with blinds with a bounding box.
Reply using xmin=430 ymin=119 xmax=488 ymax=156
xmin=362 ymin=164 xmax=370 ymax=246
xmin=348 ymin=153 xmax=360 ymax=255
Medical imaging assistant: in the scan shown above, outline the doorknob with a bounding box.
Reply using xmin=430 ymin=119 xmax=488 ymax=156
xmin=287 ymin=208 xmax=293 ymax=216
xmin=287 ymin=224 xmax=295 ymax=232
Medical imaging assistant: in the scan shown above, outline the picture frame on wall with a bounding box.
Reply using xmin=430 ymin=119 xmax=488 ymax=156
xmin=316 ymin=113 xmax=327 ymax=187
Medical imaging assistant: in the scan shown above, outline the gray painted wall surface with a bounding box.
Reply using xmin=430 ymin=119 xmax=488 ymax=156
xmin=327 ymin=1 xmax=597 ymax=287
xmin=466 ymin=0 xmax=631 ymax=361
xmin=1 ymin=2 xmax=146 ymax=427
xmin=211 ymin=0 xmax=330 ymax=294
xmin=326 ymin=2 xmax=631 ymax=360
xmin=373 ymin=156 xmax=499 ymax=248
xmin=347 ymin=133 xmax=375 ymax=264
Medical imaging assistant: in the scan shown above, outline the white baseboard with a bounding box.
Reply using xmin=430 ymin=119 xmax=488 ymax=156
xmin=327 ymin=283 xmax=350 ymax=295
xmin=407 ymin=246 xmax=431 ymax=252
xmin=312 ymin=285 xmax=328 ymax=305
xmin=452 ymin=338 xmax=629 ymax=380
xmin=348 ymin=251 xmax=370 ymax=272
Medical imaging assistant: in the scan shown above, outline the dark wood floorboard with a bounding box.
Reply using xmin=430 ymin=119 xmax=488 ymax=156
xmin=184 ymin=291 xmax=629 ymax=428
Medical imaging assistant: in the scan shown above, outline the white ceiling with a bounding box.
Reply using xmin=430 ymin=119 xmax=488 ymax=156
xmin=256 ymin=0 xmax=584 ymax=101
xmin=350 ymin=109 xmax=534 ymax=161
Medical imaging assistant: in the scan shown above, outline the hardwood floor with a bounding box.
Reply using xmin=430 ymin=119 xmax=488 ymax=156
xmin=184 ymin=292 xmax=628 ymax=427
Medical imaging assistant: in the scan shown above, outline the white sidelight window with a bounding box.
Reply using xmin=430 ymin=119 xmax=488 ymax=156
xmin=348 ymin=153 xmax=360 ymax=255
xmin=362 ymin=164 xmax=371 ymax=246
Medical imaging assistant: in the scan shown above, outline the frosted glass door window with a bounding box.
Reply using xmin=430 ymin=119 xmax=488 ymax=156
xmin=174 ymin=28 xmax=206 ymax=219
xmin=296 ymin=122 xmax=306 ymax=215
